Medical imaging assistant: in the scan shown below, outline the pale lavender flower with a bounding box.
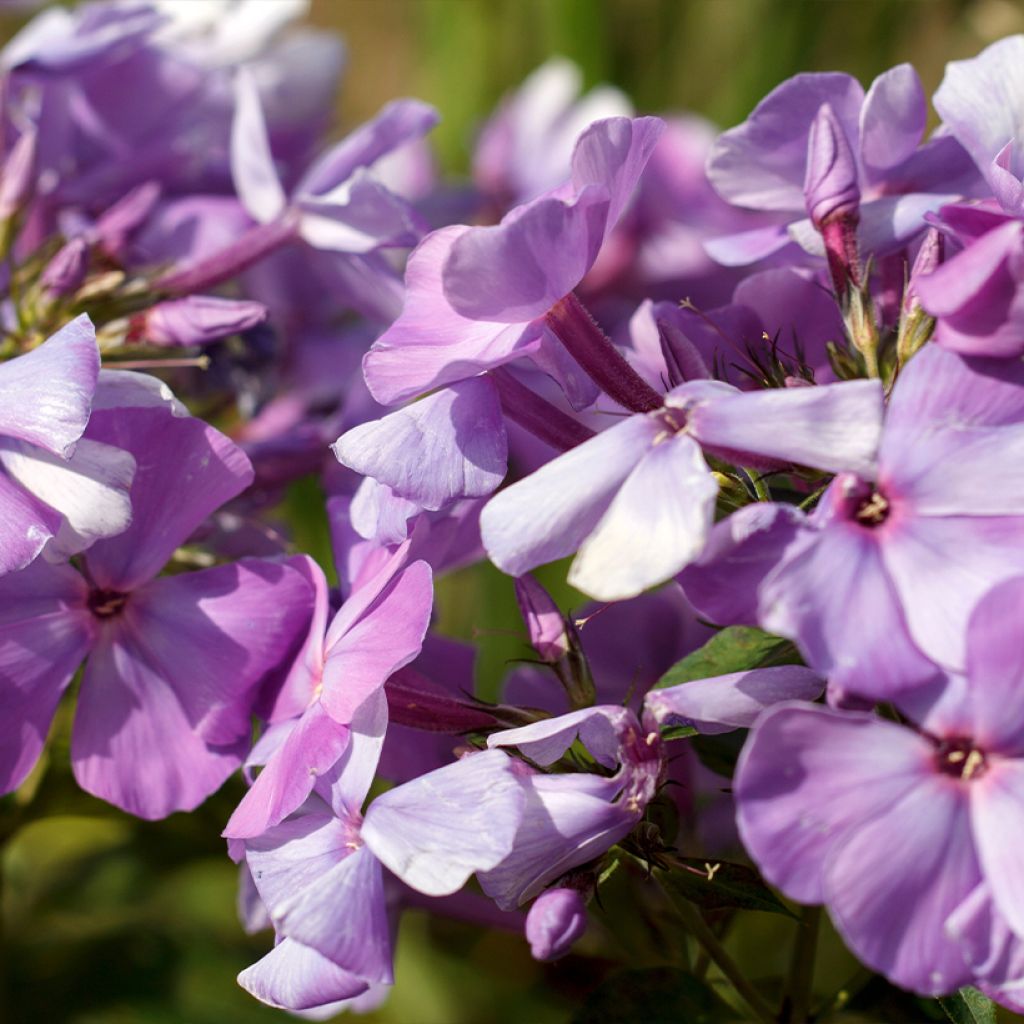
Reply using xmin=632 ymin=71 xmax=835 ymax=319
xmin=734 ymin=576 xmax=1024 ymax=999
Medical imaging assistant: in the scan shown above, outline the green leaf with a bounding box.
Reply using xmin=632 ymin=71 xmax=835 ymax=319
xmin=654 ymin=863 xmax=795 ymax=918
xmin=571 ymin=968 xmax=739 ymax=1024
xmin=654 ymin=626 xmax=801 ymax=690
xmin=936 ymin=987 xmax=997 ymax=1024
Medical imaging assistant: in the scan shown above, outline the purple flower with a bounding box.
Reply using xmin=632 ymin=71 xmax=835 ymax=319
xmin=0 ymin=315 xmax=135 ymax=576
xmin=0 ymin=378 xmax=314 ymax=817
xmin=483 ymin=664 xmax=820 ymax=910
xmin=481 ymin=706 xmax=664 ymax=908
xmin=706 ymin=66 xmax=978 ymax=266
xmin=232 ymin=68 xmax=436 ymax=254
xmin=733 ymin=575 xmax=1024 ymax=999
xmin=481 ymin=377 xmax=882 ymax=600
xmin=682 ymin=342 xmax=1024 ymax=699
xmin=362 ymin=116 xmax=664 ymax=407
xmin=223 ymin=543 xmax=433 ymax=839
xmin=238 ymin=692 xmax=525 ymax=1012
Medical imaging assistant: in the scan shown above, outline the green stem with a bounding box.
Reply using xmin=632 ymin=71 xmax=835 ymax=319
xmin=781 ymin=905 xmax=820 ymax=1023
xmin=663 ymin=893 xmax=775 ymax=1024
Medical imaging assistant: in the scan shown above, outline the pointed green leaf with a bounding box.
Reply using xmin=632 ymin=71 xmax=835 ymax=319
xmin=937 ymin=987 xmax=997 ymax=1024
xmin=654 ymin=626 xmax=801 ymax=690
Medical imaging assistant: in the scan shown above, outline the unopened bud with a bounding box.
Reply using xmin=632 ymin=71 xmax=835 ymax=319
xmin=0 ymin=127 xmax=37 ymax=222
xmin=902 ymin=227 xmax=944 ymax=318
xmin=525 ymin=887 xmax=588 ymax=962
xmin=897 ymin=228 xmax=943 ymax=363
xmin=514 ymin=575 xmax=571 ymax=664
xmin=804 ymin=104 xmax=860 ymax=230
xmin=40 ymin=237 xmax=89 ymax=298
xmin=805 ymin=104 xmax=862 ymax=297
xmin=95 ymin=181 xmax=162 ymax=261
xmin=130 ymin=295 xmax=267 ymax=347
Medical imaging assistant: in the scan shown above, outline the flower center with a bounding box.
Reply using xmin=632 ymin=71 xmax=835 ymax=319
xmin=88 ymin=588 xmax=128 ymax=619
xmin=854 ymin=490 xmax=889 ymax=526
xmin=935 ymin=737 xmax=987 ymax=781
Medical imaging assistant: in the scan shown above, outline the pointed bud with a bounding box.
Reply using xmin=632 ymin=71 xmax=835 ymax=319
xmin=129 ymin=295 xmax=267 ymax=347
xmin=804 ymin=104 xmax=860 ymax=230
xmin=40 ymin=237 xmax=89 ymax=298
xmin=95 ymin=181 xmax=162 ymax=261
xmin=805 ymin=104 xmax=862 ymax=297
xmin=902 ymin=227 xmax=944 ymax=318
xmin=514 ymin=575 xmax=571 ymax=664
xmin=526 ymin=887 xmax=588 ymax=962
xmin=0 ymin=127 xmax=37 ymax=221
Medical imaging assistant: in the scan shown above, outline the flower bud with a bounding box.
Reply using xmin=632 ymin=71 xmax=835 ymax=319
xmin=525 ymin=887 xmax=587 ymax=962
xmin=94 ymin=181 xmax=162 ymax=261
xmin=514 ymin=575 xmax=570 ymax=664
xmin=40 ymin=237 xmax=89 ymax=298
xmin=0 ymin=127 xmax=37 ymax=222
xmin=804 ymin=104 xmax=860 ymax=231
xmin=902 ymin=227 xmax=944 ymax=318
xmin=896 ymin=228 xmax=943 ymax=363
xmin=130 ymin=295 xmax=267 ymax=347
xmin=805 ymin=104 xmax=862 ymax=298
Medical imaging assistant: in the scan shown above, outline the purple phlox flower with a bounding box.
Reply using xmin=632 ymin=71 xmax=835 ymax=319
xmin=683 ymin=341 xmax=1024 ymax=700
xmin=0 ymin=315 xmax=136 ymax=576
xmin=706 ymin=66 xmax=981 ymax=267
xmin=933 ymin=36 xmax=1024 ymax=216
xmin=473 ymin=57 xmax=632 ymax=209
xmin=480 ymin=705 xmax=663 ymax=909
xmin=482 ymin=662 xmax=820 ymax=912
xmin=362 ymin=115 xmax=664 ymax=408
xmin=481 ymin=376 xmax=883 ymax=601
xmin=128 ymin=294 xmax=267 ymax=347
xmin=232 ymin=67 xmax=436 ymax=254
xmin=734 ymin=575 xmax=1024 ymax=1001
xmin=0 ymin=374 xmax=315 ymax=817
xmin=238 ymin=690 xmax=525 ymax=1012
xmin=914 ymin=218 xmax=1024 ymax=358
xmin=224 ymin=541 xmax=433 ymax=839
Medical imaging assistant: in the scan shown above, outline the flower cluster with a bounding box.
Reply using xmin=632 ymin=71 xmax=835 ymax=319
xmin=5 ymin=3 xmax=1024 ymax=1018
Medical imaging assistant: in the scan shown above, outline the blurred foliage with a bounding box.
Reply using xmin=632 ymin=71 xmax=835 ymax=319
xmin=5 ymin=0 xmax=1024 ymax=1022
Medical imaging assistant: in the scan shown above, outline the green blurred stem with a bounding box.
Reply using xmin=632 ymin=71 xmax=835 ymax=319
xmin=666 ymin=895 xmax=775 ymax=1024
xmin=781 ymin=904 xmax=820 ymax=1023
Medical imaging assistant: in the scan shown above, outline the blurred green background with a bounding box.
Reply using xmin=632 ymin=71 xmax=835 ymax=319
xmin=4 ymin=1 xmax=1024 ymax=1022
